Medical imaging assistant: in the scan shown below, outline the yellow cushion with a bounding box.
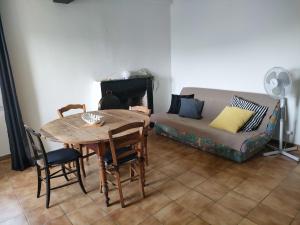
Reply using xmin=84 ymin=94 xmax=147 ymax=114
xmin=209 ymin=106 xmax=254 ymax=134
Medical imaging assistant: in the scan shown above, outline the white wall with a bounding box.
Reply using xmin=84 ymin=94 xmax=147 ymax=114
xmin=2 ymin=0 xmax=300 ymax=145
xmin=0 ymin=91 xmax=10 ymax=157
xmin=0 ymin=0 xmax=171 ymax=135
xmin=171 ymin=0 xmax=300 ymax=144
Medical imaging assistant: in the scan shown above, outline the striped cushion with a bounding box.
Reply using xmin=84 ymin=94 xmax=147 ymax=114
xmin=230 ymin=96 xmax=268 ymax=131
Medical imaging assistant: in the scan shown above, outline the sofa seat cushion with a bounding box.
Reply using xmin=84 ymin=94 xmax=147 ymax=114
xmin=151 ymin=112 xmax=260 ymax=152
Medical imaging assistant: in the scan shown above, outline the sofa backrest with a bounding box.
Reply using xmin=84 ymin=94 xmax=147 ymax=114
xmin=180 ymin=87 xmax=279 ymax=133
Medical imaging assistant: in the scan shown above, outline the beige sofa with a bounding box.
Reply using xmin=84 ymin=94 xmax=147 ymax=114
xmin=151 ymin=87 xmax=280 ymax=162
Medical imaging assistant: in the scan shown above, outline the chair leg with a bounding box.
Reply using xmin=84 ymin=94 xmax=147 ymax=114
xmin=100 ymin=179 xmax=103 ymax=193
xmin=138 ymin=160 xmax=145 ymax=198
xmin=79 ymin=146 xmax=86 ymax=177
xmin=75 ymin=159 xmax=87 ymax=194
xmin=36 ymin=166 xmax=42 ymax=198
xmin=62 ymin=164 xmax=69 ymax=181
xmin=45 ymin=169 xmax=51 ymax=208
xmin=115 ymin=169 xmax=125 ymax=208
xmin=144 ymin=134 xmax=149 ymax=166
xmin=86 ymin=147 xmax=90 ymax=162
xmin=129 ymin=163 xmax=135 ymax=182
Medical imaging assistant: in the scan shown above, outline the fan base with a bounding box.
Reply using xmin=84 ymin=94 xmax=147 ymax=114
xmin=263 ymin=146 xmax=299 ymax=162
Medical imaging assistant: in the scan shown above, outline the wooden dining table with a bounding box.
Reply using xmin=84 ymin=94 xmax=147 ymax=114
xmin=40 ymin=109 xmax=150 ymax=206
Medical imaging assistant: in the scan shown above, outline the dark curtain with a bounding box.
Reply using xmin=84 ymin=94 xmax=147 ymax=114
xmin=0 ymin=16 xmax=32 ymax=170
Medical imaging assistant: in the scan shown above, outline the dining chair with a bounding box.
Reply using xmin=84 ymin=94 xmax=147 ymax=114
xmin=129 ymin=106 xmax=151 ymax=165
xmin=57 ymin=104 xmax=95 ymax=177
xmin=102 ymin=121 xmax=146 ymax=208
xmin=24 ymin=125 xmax=87 ymax=208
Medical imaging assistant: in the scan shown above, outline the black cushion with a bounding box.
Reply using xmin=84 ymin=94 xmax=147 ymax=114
xmin=47 ymin=148 xmax=81 ymax=165
xmin=104 ymin=146 xmax=137 ymax=165
xmin=179 ymin=98 xmax=204 ymax=119
xmin=167 ymin=94 xmax=194 ymax=114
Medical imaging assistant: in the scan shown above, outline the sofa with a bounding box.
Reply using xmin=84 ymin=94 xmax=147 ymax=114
xmin=151 ymin=87 xmax=280 ymax=163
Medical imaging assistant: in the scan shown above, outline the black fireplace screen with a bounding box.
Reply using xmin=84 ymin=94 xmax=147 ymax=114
xmin=99 ymin=77 xmax=154 ymax=113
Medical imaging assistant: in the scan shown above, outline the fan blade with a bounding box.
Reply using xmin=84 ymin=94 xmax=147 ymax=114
xmin=277 ymin=72 xmax=291 ymax=86
xmin=272 ymin=86 xmax=282 ymax=96
xmin=266 ymin=72 xmax=277 ymax=84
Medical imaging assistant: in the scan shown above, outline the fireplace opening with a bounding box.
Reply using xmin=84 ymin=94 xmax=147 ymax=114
xmin=98 ymin=77 xmax=154 ymax=113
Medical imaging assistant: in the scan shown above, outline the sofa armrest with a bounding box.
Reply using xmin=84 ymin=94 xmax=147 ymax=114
xmin=265 ymin=102 xmax=280 ymax=136
xmin=240 ymin=132 xmax=271 ymax=153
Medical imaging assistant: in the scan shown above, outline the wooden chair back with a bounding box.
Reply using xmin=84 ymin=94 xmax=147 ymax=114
xmin=24 ymin=125 xmax=47 ymax=167
xmin=108 ymin=121 xmax=145 ymax=166
xmin=129 ymin=106 xmax=151 ymax=116
xmin=57 ymin=104 xmax=86 ymax=118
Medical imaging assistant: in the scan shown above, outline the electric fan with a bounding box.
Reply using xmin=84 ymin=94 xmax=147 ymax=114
xmin=263 ymin=67 xmax=299 ymax=161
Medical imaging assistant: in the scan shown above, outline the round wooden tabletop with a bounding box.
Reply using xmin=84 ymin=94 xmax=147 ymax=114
xmin=40 ymin=109 xmax=150 ymax=145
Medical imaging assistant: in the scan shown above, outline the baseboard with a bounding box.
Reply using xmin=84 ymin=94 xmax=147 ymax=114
xmin=0 ymin=154 xmax=11 ymax=161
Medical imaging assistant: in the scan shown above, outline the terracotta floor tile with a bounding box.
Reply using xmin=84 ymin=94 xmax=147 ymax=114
xmin=59 ymin=194 xmax=93 ymax=213
xmin=210 ymin=171 xmax=244 ymax=189
xmin=158 ymin=179 xmax=190 ymax=200
xmin=234 ymin=180 xmax=271 ymax=202
xmin=173 ymin=159 xmax=195 ymax=171
xmin=261 ymin=186 xmax=300 ymax=218
xmin=218 ymin=191 xmax=257 ymax=216
xmin=176 ymin=170 xmax=207 ymax=188
xmin=108 ymin=204 xmax=150 ymax=225
xmin=0 ymin=202 xmax=23 ymax=223
xmin=45 ymin=215 xmax=72 ymax=225
xmin=19 ymin=194 xmax=46 ymax=213
xmin=13 ymin=183 xmax=38 ymax=200
xmin=91 ymin=215 xmax=116 ymax=225
xmin=154 ymin=202 xmax=196 ymax=225
xmin=190 ymin=164 xmax=220 ymax=178
xmin=0 ymin=176 xmax=13 ymax=194
xmin=139 ymin=189 xmax=171 ymax=215
xmin=292 ymin=220 xmax=300 ymax=225
xmin=293 ymin=164 xmax=300 ymax=175
xmin=176 ymin=190 xmax=213 ymax=215
xmin=67 ymin=202 xmax=107 ymax=225
xmin=291 ymin=212 xmax=300 ymax=225
xmin=139 ymin=216 xmax=162 ymax=225
xmin=187 ymin=217 xmax=210 ymax=225
xmin=194 ymin=179 xmax=229 ymax=201
xmin=246 ymin=173 xmax=283 ymax=190
xmin=158 ymin=162 xmax=188 ymax=177
xmin=200 ymin=203 xmax=242 ymax=225
xmin=0 ymin=192 xmax=19 ymax=206
xmin=238 ymin=218 xmax=257 ymax=225
xmin=1 ymin=134 xmax=300 ymax=225
xmin=225 ymin=164 xmax=257 ymax=179
xmin=256 ymin=163 xmax=292 ymax=179
xmin=26 ymin=205 xmax=65 ymax=225
xmin=0 ymin=215 xmax=29 ymax=225
xmin=145 ymin=169 xmax=170 ymax=189
xmin=247 ymin=204 xmax=293 ymax=225
xmin=279 ymin=172 xmax=300 ymax=192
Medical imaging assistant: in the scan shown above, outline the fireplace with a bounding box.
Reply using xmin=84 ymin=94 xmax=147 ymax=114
xmin=99 ymin=77 xmax=154 ymax=113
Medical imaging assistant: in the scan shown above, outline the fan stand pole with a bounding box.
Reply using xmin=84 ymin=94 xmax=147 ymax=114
xmin=263 ymin=98 xmax=299 ymax=162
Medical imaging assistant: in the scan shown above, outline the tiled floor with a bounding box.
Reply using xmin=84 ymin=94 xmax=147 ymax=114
xmin=1 ymin=133 xmax=300 ymax=225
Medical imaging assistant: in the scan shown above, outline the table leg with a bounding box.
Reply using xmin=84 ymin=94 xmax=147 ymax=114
xmin=96 ymin=142 xmax=110 ymax=207
xmin=79 ymin=144 xmax=86 ymax=177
